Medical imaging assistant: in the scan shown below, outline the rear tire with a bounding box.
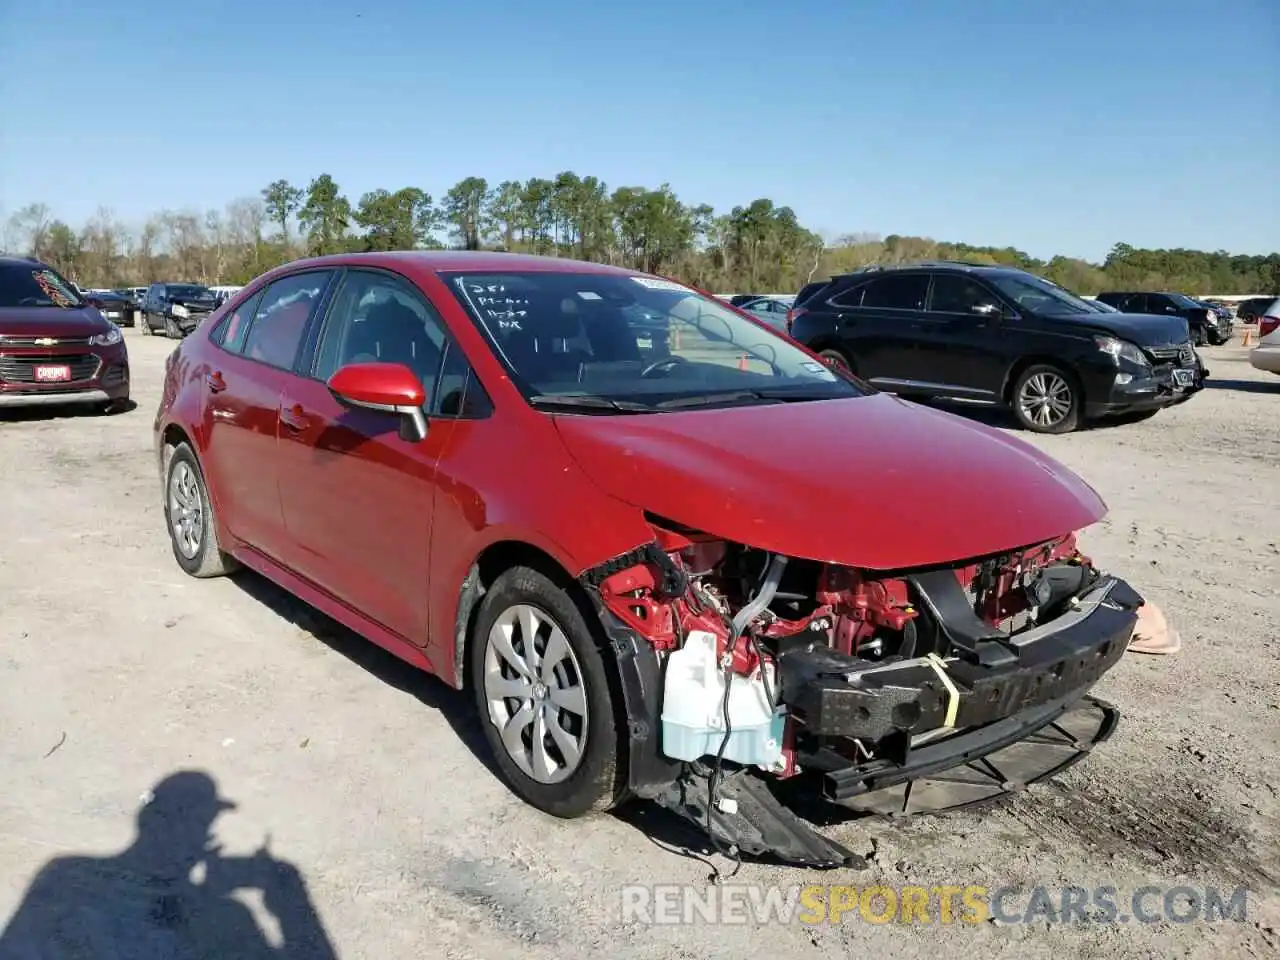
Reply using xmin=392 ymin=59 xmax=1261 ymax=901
xmin=1011 ymin=363 xmax=1081 ymax=434
xmin=469 ymin=565 xmax=626 ymax=819
xmin=139 ymin=314 xmax=151 ymax=336
xmin=817 ymin=347 xmax=854 ymax=374
xmin=164 ymin=442 xmax=237 ymax=578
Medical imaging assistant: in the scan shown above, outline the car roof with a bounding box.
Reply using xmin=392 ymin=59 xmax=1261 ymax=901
xmin=273 ymin=250 xmax=646 ymax=277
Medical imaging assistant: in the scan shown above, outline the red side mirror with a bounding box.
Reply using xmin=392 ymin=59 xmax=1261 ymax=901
xmin=327 ymin=362 xmax=429 ymax=441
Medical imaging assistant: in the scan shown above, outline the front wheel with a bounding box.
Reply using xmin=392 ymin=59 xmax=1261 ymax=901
xmin=470 ymin=566 xmax=626 ymax=818
xmin=1011 ymin=364 xmax=1081 ymax=434
xmin=164 ymin=315 xmax=181 ymax=339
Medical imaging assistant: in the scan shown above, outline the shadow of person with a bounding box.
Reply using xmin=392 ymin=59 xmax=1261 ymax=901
xmin=0 ymin=771 xmax=338 ymax=959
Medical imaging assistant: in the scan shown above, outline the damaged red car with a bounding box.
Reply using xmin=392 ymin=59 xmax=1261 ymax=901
xmin=154 ymin=252 xmax=1142 ymax=867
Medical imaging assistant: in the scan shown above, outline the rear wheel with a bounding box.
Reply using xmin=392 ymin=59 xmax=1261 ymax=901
xmin=139 ymin=314 xmax=151 ymax=335
xmin=469 ymin=566 xmax=625 ymax=818
xmin=817 ymin=347 xmax=854 ymax=374
xmin=164 ymin=442 xmax=237 ymax=578
xmin=1011 ymin=363 xmax=1081 ymax=434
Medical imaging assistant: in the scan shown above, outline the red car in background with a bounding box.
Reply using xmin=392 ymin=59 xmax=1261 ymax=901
xmin=154 ymin=251 xmax=1143 ymax=867
xmin=0 ymin=257 xmax=131 ymax=414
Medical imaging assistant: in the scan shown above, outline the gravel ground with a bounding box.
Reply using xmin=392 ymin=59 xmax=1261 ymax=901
xmin=1 ymin=331 xmax=1277 ymax=959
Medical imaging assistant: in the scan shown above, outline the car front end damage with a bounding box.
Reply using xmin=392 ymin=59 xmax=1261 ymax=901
xmin=579 ymin=519 xmax=1142 ymax=868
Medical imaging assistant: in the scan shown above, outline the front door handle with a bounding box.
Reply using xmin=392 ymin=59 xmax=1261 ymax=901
xmin=280 ymin=403 xmax=311 ymax=432
xmin=205 ymin=371 xmax=226 ymax=393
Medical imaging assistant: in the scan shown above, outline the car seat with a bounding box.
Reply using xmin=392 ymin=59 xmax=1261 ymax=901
xmin=343 ymin=299 xmax=441 ymax=387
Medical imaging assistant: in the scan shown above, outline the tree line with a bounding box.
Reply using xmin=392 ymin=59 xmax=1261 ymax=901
xmin=3 ymin=173 xmax=1277 ymax=297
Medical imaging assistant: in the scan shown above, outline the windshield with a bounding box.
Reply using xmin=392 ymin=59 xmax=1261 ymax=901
xmin=443 ymin=271 xmax=869 ymax=409
xmin=987 ymin=274 xmax=1095 ymax=315
xmin=168 ymin=284 xmax=214 ymax=299
xmin=0 ymin=263 xmax=85 ymax=309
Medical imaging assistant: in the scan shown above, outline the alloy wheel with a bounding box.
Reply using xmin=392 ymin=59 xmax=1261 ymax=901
xmin=482 ymin=603 xmax=589 ymax=785
xmin=1017 ymin=371 xmax=1073 ymax=428
xmin=168 ymin=460 xmax=204 ymax=560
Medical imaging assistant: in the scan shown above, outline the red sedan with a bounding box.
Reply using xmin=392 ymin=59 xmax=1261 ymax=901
xmin=155 ymin=251 xmax=1143 ymax=867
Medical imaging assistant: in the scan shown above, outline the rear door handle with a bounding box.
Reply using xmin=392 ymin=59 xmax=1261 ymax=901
xmin=280 ymin=403 xmax=311 ymax=432
xmin=205 ymin=371 xmax=226 ymax=393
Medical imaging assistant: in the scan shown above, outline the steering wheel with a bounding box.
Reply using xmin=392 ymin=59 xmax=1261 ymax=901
xmin=639 ymin=355 xmax=689 ymax=378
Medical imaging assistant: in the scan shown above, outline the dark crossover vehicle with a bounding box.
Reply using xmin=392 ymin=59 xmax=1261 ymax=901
xmin=153 ymin=250 xmax=1146 ymax=867
xmin=0 ymin=257 xmax=131 ymax=412
xmin=788 ymin=262 xmax=1207 ymax=433
xmin=80 ymin=289 xmax=137 ymax=327
xmin=1095 ymin=290 xmax=1233 ymax=346
xmin=1238 ymin=297 xmax=1276 ymax=324
xmin=140 ymin=282 xmax=218 ymax=338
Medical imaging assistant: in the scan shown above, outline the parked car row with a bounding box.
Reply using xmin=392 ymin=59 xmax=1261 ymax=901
xmin=782 ymin=261 xmax=1210 ymax=434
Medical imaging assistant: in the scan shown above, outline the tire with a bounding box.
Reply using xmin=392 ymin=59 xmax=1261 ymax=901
xmin=1193 ymin=326 xmax=1206 ymax=347
xmin=1011 ymin=363 xmax=1081 ymax=434
xmin=139 ymin=314 xmax=151 ymax=336
xmin=817 ymin=347 xmax=854 ymax=373
xmin=469 ymin=565 xmax=625 ymax=818
xmin=164 ymin=315 xmax=180 ymax=339
xmin=94 ymin=398 xmax=129 ymax=416
xmin=163 ymin=442 xmax=237 ymax=578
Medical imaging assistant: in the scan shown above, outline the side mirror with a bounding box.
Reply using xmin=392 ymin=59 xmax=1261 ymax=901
xmin=327 ymin=362 xmax=429 ymax=442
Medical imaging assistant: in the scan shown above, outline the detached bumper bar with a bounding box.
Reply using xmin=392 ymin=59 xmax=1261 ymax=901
xmin=777 ymin=576 xmax=1140 ymax=742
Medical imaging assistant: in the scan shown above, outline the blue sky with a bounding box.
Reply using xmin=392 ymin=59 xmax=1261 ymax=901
xmin=1 ymin=0 xmax=1275 ymax=261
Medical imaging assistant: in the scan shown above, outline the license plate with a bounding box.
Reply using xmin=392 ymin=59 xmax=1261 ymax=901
xmin=35 ymin=365 xmax=71 ymax=382
xmin=105 ymin=311 xmax=120 ymax=319
xmin=1173 ymin=368 xmax=1195 ymax=387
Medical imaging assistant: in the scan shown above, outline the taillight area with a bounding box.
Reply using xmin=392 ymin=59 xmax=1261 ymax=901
xmin=785 ymin=306 xmax=806 ymax=335
xmin=1259 ymin=315 xmax=1280 ymax=339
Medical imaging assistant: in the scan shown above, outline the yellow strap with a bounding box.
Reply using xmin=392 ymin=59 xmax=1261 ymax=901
xmin=925 ymin=654 xmax=960 ymax=728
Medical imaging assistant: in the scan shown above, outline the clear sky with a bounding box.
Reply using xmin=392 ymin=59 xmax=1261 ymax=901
xmin=1 ymin=0 xmax=1275 ymax=261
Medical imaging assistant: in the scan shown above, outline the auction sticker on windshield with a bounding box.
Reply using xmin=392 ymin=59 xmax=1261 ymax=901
xmin=631 ymin=277 xmax=689 ymax=292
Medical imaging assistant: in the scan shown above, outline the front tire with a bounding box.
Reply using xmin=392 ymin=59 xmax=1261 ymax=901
xmin=164 ymin=442 xmax=237 ymax=578
xmin=470 ymin=566 xmax=625 ymax=818
xmin=1011 ymin=363 xmax=1081 ymax=434
xmin=164 ymin=315 xmax=180 ymax=339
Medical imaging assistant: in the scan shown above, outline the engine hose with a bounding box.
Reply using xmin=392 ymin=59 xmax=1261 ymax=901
xmin=731 ymin=554 xmax=788 ymax=637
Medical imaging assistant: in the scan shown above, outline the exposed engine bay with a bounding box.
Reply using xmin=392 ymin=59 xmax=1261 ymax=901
xmin=581 ymin=514 xmax=1143 ymax=869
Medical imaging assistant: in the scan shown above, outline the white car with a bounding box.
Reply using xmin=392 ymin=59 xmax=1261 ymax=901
xmin=1248 ymin=297 xmax=1280 ymax=375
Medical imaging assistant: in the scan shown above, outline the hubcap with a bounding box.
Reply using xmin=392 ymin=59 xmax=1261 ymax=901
xmin=482 ymin=603 xmax=588 ymax=784
xmin=168 ymin=461 xmax=203 ymax=560
xmin=1018 ymin=372 xmax=1072 ymax=427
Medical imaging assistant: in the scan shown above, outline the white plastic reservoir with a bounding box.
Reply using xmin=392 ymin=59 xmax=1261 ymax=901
xmin=660 ymin=630 xmax=785 ymax=766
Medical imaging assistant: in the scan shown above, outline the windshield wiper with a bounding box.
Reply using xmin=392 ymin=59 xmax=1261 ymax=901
xmin=655 ymin=387 xmax=845 ymax=410
xmin=528 ymin=395 xmax=654 ymax=414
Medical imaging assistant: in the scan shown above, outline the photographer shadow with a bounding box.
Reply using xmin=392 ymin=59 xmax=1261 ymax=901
xmin=0 ymin=770 xmax=338 ymax=959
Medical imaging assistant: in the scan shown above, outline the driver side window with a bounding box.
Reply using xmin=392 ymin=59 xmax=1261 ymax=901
xmin=927 ymin=275 xmax=1002 ymax=315
xmin=313 ymin=270 xmax=448 ymax=399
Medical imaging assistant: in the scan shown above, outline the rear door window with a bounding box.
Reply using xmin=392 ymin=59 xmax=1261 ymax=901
xmin=858 ymin=274 xmax=929 ymax=311
xmin=235 ymin=271 xmax=334 ymax=371
xmin=927 ymin=274 xmax=1002 ymax=315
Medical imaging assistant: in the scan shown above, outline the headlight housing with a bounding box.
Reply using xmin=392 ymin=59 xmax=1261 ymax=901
xmin=1094 ymin=335 xmax=1149 ymax=367
xmin=88 ymin=324 xmax=123 ymax=347
xmin=171 ymin=303 xmax=189 ymax=318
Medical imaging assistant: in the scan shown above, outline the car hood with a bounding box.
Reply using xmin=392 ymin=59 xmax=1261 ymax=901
xmin=0 ymin=307 xmax=110 ymax=338
xmin=1051 ymin=310 xmax=1190 ymax=346
xmin=553 ymin=393 xmax=1108 ymax=570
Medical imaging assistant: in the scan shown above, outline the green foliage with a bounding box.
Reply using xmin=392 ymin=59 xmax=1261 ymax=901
xmin=5 ymin=174 xmax=1277 ymax=295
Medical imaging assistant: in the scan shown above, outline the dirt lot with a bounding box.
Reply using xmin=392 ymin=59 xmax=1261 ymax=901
xmin=1 ymin=330 xmax=1277 ymax=959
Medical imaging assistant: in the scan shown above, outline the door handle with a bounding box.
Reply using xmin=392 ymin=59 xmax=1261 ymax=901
xmin=205 ymin=371 xmax=226 ymax=393
xmin=280 ymin=403 xmax=311 ymax=432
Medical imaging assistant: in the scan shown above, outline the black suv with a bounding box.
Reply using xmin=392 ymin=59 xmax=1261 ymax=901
xmin=1094 ymin=290 xmax=1232 ymax=346
xmin=140 ymin=283 xmax=218 ymax=338
xmin=788 ymin=262 xmax=1206 ymax=434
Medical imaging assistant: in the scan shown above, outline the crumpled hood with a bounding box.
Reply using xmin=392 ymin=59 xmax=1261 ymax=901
xmin=553 ymin=393 xmax=1107 ymax=570
xmin=0 ymin=307 xmax=109 ymax=338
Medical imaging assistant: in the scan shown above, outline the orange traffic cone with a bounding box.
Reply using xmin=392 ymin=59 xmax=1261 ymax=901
xmin=1242 ymin=328 xmax=1254 ymax=347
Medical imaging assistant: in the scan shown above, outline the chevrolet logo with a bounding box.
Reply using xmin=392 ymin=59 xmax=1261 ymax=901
xmin=34 ymin=337 xmax=58 ymax=346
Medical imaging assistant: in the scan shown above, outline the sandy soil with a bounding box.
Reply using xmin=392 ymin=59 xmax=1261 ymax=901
xmin=1 ymin=330 xmax=1277 ymax=959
